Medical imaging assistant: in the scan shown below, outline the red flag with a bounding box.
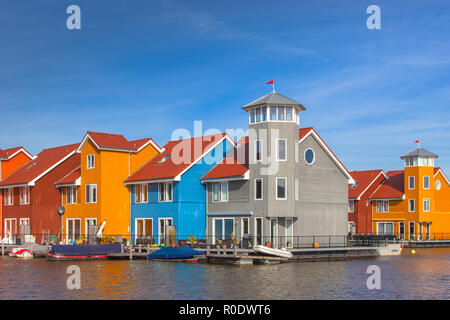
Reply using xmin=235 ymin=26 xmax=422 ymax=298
xmin=414 ymin=140 xmax=420 ymax=143
xmin=266 ymin=80 xmax=274 ymax=85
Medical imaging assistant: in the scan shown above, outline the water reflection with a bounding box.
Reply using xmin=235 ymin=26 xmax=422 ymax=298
xmin=0 ymin=248 xmax=448 ymax=300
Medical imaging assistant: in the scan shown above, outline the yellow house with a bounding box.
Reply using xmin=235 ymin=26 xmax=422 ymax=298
xmin=370 ymin=147 xmax=450 ymax=240
xmin=56 ymin=131 xmax=161 ymax=242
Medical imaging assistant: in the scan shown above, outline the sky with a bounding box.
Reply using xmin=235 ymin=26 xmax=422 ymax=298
xmin=0 ymin=0 xmax=449 ymax=173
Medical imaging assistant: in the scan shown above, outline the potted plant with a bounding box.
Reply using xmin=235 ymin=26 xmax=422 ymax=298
xmin=188 ymin=235 xmax=197 ymax=248
xmin=230 ymin=232 xmax=237 ymax=248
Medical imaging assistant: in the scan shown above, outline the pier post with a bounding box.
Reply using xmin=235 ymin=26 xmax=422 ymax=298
xmin=129 ymin=245 xmax=133 ymax=260
xmin=206 ymin=245 xmax=210 ymax=256
xmin=233 ymin=246 xmax=237 ymax=257
xmin=222 ymin=245 xmax=227 ymax=255
xmin=216 ymin=244 xmax=220 ymax=255
xmin=121 ymin=243 xmax=124 ymax=254
xmin=147 ymin=244 xmax=150 ymax=253
xmin=138 ymin=244 xmax=142 ymax=253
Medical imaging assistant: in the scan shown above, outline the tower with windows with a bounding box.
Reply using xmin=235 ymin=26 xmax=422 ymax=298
xmin=242 ymin=92 xmax=306 ymax=246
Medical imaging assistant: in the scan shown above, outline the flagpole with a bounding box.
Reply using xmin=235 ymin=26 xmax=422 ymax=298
xmin=272 ymin=81 xmax=275 ymax=93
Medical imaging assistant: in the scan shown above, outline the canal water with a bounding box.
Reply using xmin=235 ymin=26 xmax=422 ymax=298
xmin=0 ymin=248 xmax=448 ymax=299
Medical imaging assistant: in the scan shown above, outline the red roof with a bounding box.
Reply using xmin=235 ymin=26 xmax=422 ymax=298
xmin=0 ymin=146 xmax=33 ymax=160
xmin=348 ymin=170 xmax=385 ymax=199
xmin=55 ymin=166 xmax=81 ymax=186
xmin=202 ymin=137 xmax=249 ymax=180
xmin=299 ymin=127 xmax=314 ymax=140
xmin=370 ymin=170 xmax=404 ymax=199
xmin=80 ymin=131 xmax=161 ymax=152
xmin=125 ymin=133 xmax=230 ymax=183
xmin=0 ymin=144 xmax=79 ymax=187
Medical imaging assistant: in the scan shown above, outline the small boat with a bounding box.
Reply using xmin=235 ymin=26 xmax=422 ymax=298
xmin=46 ymin=244 xmax=121 ymax=260
xmin=253 ymin=245 xmax=293 ymax=258
xmin=9 ymin=248 xmax=33 ymax=258
xmin=148 ymin=246 xmax=202 ymax=262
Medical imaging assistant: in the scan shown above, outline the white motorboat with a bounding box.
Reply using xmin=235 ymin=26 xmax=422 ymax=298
xmin=253 ymin=245 xmax=293 ymax=258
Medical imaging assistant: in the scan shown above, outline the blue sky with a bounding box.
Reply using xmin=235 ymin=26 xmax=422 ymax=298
xmin=0 ymin=0 xmax=449 ymax=173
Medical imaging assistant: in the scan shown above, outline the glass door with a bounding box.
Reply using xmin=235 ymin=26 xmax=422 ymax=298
xmin=285 ymin=218 xmax=293 ymax=248
xmin=67 ymin=219 xmax=81 ymax=242
xmin=158 ymin=218 xmax=173 ymax=245
xmin=255 ymin=217 xmax=263 ymax=245
xmin=270 ymin=218 xmax=278 ymax=248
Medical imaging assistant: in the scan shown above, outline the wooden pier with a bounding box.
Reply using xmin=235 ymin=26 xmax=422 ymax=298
xmin=107 ymin=244 xmax=157 ymax=260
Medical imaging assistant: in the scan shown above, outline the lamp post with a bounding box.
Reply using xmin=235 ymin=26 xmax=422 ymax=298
xmin=365 ymin=200 xmax=369 ymax=234
xmin=58 ymin=206 xmax=65 ymax=243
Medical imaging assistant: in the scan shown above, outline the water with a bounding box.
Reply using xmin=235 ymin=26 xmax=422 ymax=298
xmin=0 ymin=248 xmax=448 ymax=299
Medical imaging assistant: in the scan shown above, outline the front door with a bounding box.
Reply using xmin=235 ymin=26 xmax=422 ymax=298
xmin=67 ymin=219 xmax=81 ymax=243
xmin=4 ymin=219 xmax=17 ymax=244
xmin=270 ymin=218 xmax=278 ymax=248
xmin=158 ymin=218 xmax=173 ymax=245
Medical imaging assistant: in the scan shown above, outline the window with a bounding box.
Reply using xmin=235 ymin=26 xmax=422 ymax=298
xmin=423 ymin=199 xmax=430 ymax=212
xmin=285 ymin=218 xmax=293 ymax=248
xmin=348 ymin=200 xmax=355 ymax=212
xmin=87 ymin=154 xmax=95 ymax=169
xmin=213 ymin=218 xmax=234 ymax=244
xmin=255 ymin=217 xmax=263 ymax=246
xmin=85 ymin=184 xmax=97 ymax=204
xmin=255 ymin=178 xmax=263 ymax=200
xmin=158 ymin=218 xmax=173 ymax=245
xmin=408 ymin=176 xmax=415 ymax=189
xmin=304 ymin=148 xmax=315 ymax=165
xmin=135 ymin=184 xmax=148 ymax=203
xmin=406 ymin=156 xmax=418 ymax=167
xmin=250 ymin=109 xmax=255 ymax=124
xmin=376 ymin=200 xmax=389 ymax=213
xmin=66 ymin=186 xmax=77 ymax=204
xmin=399 ymin=222 xmax=405 ymax=239
xmin=276 ymin=178 xmax=287 ymax=200
xmin=158 ymin=182 xmax=173 ymax=202
xmin=256 ymin=108 xmax=261 ymax=122
xmin=67 ymin=219 xmax=81 ymax=242
xmin=3 ymin=188 xmax=13 ymax=206
xmin=270 ymin=107 xmax=277 ymax=120
xmin=277 ymin=106 xmax=285 ymax=121
xmin=377 ymin=222 xmax=394 ymax=235
xmin=19 ymin=187 xmax=30 ymax=205
xmin=261 ymin=107 xmax=267 ymax=121
xmin=277 ymin=139 xmax=286 ymax=161
xmin=409 ymin=222 xmax=415 ymax=239
xmin=436 ymin=180 xmax=441 ymax=190
xmin=285 ymin=107 xmax=293 ymax=121
xmin=241 ymin=217 xmax=249 ymax=237
xmin=409 ymin=199 xmax=415 ymax=212
xmin=255 ymin=140 xmax=262 ymax=162
xmin=212 ymin=182 xmax=228 ymax=202
xmin=423 ymin=176 xmax=430 ymax=189
xmin=135 ymin=218 xmax=152 ymax=242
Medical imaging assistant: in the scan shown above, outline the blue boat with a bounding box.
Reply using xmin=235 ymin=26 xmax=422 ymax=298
xmin=148 ymin=246 xmax=202 ymax=262
xmin=47 ymin=244 xmax=122 ymax=260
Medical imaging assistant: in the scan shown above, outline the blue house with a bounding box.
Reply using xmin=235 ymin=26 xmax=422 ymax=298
xmin=125 ymin=133 xmax=235 ymax=244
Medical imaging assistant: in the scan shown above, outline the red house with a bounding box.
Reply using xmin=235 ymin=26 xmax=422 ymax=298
xmin=0 ymin=144 xmax=80 ymax=244
xmin=348 ymin=169 xmax=386 ymax=234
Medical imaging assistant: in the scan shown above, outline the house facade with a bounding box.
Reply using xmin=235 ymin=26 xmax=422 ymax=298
xmin=125 ymin=133 xmax=235 ymax=244
xmin=201 ymin=92 xmax=354 ymax=248
xmin=348 ymin=169 xmax=386 ymax=234
xmin=58 ymin=131 xmax=161 ymax=242
xmin=0 ymin=146 xmax=34 ymax=235
xmin=370 ymin=148 xmax=450 ymax=240
xmin=0 ymin=144 xmax=79 ymax=243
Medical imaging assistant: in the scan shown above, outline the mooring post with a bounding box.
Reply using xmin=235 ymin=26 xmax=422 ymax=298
xmin=216 ymin=244 xmax=220 ymax=255
xmin=223 ymin=244 xmax=227 ymax=255
xmin=121 ymin=243 xmax=124 ymax=254
xmin=206 ymin=245 xmax=210 ymax=256
xmin=138 ymin=244 xmax=142 ymax=253
xmin=147 ymin=244 xmax=150 ymax=253
xmin=233 ymin=245 xmax=237 ymax=257
xmin=129 ymin=245 xmax=132 ymax=260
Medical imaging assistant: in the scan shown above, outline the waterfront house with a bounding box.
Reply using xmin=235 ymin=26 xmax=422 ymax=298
xmin=201 ymin=92 xmax=355 ymax=248
xmin=348 ymin=169 xmax=386 ymax=234
xmin=369 ymin=148 xmax=450 ymax=240
xmin=0 ymin=144 xmax=79 ymax=243
xmin=57 ymin=131 xmax=161 ymax=243
xmin=0 ymin=146 xmax=34 ymax=236
xmin=125 ymin=133 xmax=235 ymax=244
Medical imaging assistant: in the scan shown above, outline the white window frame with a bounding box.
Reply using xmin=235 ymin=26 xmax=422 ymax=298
xmin=423 ymin=176 xmax=430 ymax=189
xmin=241 ymin=217 xmax=249 ymax=238
xmin=254 ymin=178 xmax=263 ymax=200
xmin=304 ymin=148 xmax=315 ymax=165
xmin=409 ymin=199 xmax=415 ymax=212
xmin=158 ymin=217 xmax=173 ymax=244
xmin=19 ymin=187 xmax=30 ymax=205
xmin=135 ymin=184 xmax=148 ymax=204
xmin=66 ymin=218 xmax=81 ymax=242
xmin=135 ymin=218 xmax=153 ymax=242
xmin=348 ymin=200 xmax=355 ymax=213
xmin=87 ymin=154 xmax=95 ymax=169
xmin=158 ymin=182 xmax=173 ymax=202
xmin=399 ymin=221 xmax=405 ymax=238
xmin=408 ymin=176 xmax=415 ymax=190
xmin=212 ymin=217 xmax=235 ymax=244
xmin=276 ymin=177 xmax=287 ymax=200
xmin=276 ymin=139 xmax=287 ymax=161
xmin=212 ymin=182 xmax=228 ymax=202
xmin=409 ymin=222 xmax=415 ymax=239
xmin=4 ymin=188 xmax=13 ymax=206
xmin=19 ymin=218 xmax=30 ymax=226
xmin=255 ymin=140 xmax=262 ymax=162
xmin=254 ymin=217 xmax=264 ymax=246
xmin=377 ymin=222 xmax=394 ymax=235
xmin=66 ymin=186 xmax=77 ymax=205
xmin=435 ymin=180 xmax=441 ymax=190
xmin=270 ymin=218 xmax=278 ymax=248
xmin=85 ymin=184 xmax=97 ymax=204
xmin=423 ymin=199 xmax=430 ymax=212
xmin=376 ymin=200 xmax=389 ymax=213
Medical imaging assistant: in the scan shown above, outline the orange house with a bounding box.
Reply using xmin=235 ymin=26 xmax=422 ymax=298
xmin=0 ymin=147 xmax=34 ymax=235
xmin=369 ymin=147 xmax=450 ymax=240
xmin=56 ymin=131 xmax=161 ymax=243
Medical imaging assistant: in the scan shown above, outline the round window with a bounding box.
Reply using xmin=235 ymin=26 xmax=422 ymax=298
xmin=304 ymin=148 xmax=315 ymax=165
xmin=436 ymin=180 xmax=441 ymax=190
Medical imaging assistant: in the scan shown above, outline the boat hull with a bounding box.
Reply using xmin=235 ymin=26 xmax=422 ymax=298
xmin=253 ymin=245 xmax=293 ymax=258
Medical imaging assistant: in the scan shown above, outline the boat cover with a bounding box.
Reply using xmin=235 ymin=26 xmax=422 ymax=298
xmin=49 ymin=244 xmax=122 ymax=256
xmin=148 ymin=246 xmax=202 ymax=259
